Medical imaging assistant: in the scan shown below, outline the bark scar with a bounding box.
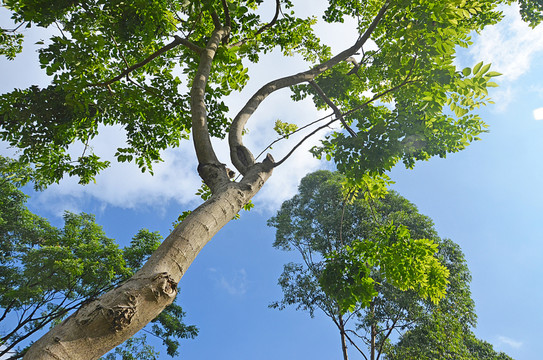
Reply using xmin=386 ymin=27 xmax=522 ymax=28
xmin=106 ymin=293 xmax=137 ymax=332
xmin=152 ymin=272 xmax=178 ymax=300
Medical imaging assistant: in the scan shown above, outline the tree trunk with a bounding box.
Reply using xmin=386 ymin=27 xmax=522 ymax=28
xmin=23 ymin=162 xmax=273 ymax=359
xmin=371 ymin=302 xmax=376 ymax=360
xmin=338 ymin=314 xmax=349 ymax=360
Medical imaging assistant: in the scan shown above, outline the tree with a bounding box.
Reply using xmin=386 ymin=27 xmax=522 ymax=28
xmin=0 ymin=157 xmax=197 ymax=359
xmin=268 ymin=170 xmax=513 ymax=360
xmin=0 ymin=0 xmax=540 ymax=358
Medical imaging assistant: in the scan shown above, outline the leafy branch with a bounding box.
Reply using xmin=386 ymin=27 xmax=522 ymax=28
xmin=88 ymin=36 xmax=203 ymax=88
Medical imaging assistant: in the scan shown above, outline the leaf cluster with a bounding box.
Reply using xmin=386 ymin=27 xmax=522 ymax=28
xmin=321 ymin=223 xmax=450 ymax=314
xmin=0 ymin=28 xmax=23 ymax=60
xmin=302 ymin=0 xmax=506 ymax=180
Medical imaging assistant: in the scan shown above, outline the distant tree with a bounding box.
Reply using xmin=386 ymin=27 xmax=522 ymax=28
xmin=0 ymin=0 xmax=541 ymax=357
xmin=0 ymin=157 xmax=197 ymax=359
xmin=268 ymin=170 xmax=513 ymax=360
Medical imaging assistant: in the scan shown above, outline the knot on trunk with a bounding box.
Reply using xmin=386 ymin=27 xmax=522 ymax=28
xmin=106 ymin=293 xmax=137 ymax=332
xmin=152 ymin=272 xmax=178 ymax=300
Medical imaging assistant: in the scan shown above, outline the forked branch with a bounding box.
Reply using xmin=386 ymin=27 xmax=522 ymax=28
xmin=228 ymin=1 xmax=390 ymax=175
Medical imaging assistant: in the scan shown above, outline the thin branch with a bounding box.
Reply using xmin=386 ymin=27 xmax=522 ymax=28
xmin=343 ymin=330 xmax=369 ymax=360
xmin=376 ymin=317 xmax=399 ymax=360
xmin=309 ymin=80 xmax=357 ymax=137
xmin=254 ymin=112 xmax=333 ymax=161
xmin=54 ymin=21 xmax=67 ymax=38
xmin=273 ymin=117 xmax=338 ymax=167
xmin=345 ymin=328 xmax=366 ymax=341
xmin=0 ymin=298 xmax=17 ymax=323
xmin=1 ymin=22 xmax=27 ymax=32
xmin=110 ymin=36 xmax=130 ymax=69
xmin=220 ymin=0 xmax=231 ymax=27
xmin=88 ymin=36 xmax=203 ymax=88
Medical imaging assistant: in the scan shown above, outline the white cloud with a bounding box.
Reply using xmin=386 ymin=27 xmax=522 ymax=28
xmin=209 ymin=268 xmax=248 ymax=296
xmin=487 ymin=86 xmax=515 ymax=113
xmin=30 ymin=125 xmax=202 ymax=216
xmin=533 ymin=107 xmax=543 ymax=120
xmin=469 ymin=4 xmax=543 ymax=82
xmin=497 ymin=335 xmax=523 ymax=349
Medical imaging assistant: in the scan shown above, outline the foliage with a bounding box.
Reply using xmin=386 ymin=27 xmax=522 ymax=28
xmin=273 ymin=120 xmax=299 ymax=138
xmin=0 ymin=157 xmax=197 ymax=359
xmin=387 ymin=311 xmax=514 ymax=359
xmin=321 ymin=223 xmax=449 ymax=313
xmin=0 ymin=27 xmax=23 ymax=60
xmin=518 ymin=0 xmax=543 ymax=26
xmin=268 ymin=170 xmax=512 ymax=360
xmin=1 ymin=0 xmax=539 ymax=188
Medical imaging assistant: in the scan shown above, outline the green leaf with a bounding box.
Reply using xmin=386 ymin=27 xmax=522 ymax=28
xmin=486 ymin=71 xmax=502 ymax=77
xmin=472 ymin=61 xmax=483 ymax=75
xmin=478 ymin=63 xmax=491 ymax=75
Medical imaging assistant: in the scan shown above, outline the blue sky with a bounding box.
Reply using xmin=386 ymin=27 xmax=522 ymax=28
xmin=2 ymin=2 xmax=543 ymax=359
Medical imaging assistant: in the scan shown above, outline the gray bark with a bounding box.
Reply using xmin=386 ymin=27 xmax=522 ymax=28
xmin=23 ymin=162 xmax=274 ymax=359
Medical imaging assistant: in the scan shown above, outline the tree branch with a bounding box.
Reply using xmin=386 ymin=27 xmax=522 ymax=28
xmin=228 ymin=0 xmax=281 ymax=48
xmin=220 ymin=0 xmax=231 ymax=28
xmin=376 ymin=317 xmax=399 ymax=360
xmin=88 ymin=36 xmax=203 ymax=88
xmin=309 ymin=80 xmax=357 ymax=137
xmin=273 ymin=117 xmax=338 ymax=167
xmin=228 ymin=0 xmax=390 ymax=175
xmin=192 ymin=25 xmax=232 ymax=190
xmin=210 ymin=11 xmax=222 ymax=29
xmin=254 ymin=113 xmax=333 ymax=162
xmin=343 ymin=329 xmax=369 ymax=360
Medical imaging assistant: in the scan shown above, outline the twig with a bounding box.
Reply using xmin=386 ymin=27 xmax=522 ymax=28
xmin=254 ymin=112 xmax=333 ymax=161
xmin=54 ymin=21 xmax=67 ymax=38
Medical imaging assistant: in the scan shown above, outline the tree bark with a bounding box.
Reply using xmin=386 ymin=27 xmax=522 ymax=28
xmin=371 ymin=302 xmax=376 ymax=360
xmin=338 ymin=314 xmax=349 ymax=360
xmin=23 ymin=161 xmax=274 ymax=359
